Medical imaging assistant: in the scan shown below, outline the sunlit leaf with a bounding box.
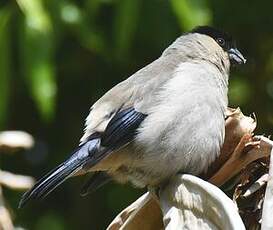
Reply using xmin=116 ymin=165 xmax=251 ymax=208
xmin=60 ymin=2 xmax=81 ymax=25
xmin=170 ymin=0 xmax=212 ymax=30
xmin=17 ymin=0 xmax=56 ymax=122
xmin=114 ymin=0 xmax=140 ymax=61
xmin=58 ymin=1 xmax=107 ymax=58
xmin=0 ymin=7 xmax=11 ymax=129
xmin=78 ymin=27 xmax=107 ymax=57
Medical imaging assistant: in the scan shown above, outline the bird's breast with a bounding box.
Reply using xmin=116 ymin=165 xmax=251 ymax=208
xmin=110 ymin=62 xmax=228 ymax=187
xmin=125 ymin=63 xmax=227 ymax=186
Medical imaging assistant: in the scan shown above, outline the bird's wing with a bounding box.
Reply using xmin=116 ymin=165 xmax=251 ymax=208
xmin=82 ymin=107 xmax=148 ymax=170
xmin=80 ymin=54 xmax=179 ymax=143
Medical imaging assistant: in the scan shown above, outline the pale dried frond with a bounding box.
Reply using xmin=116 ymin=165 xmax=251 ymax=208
xmin=107 ymin=108 xmax=273 ymax=230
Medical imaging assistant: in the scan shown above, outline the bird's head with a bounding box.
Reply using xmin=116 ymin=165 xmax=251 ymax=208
xmin=191 ymin=26 xmax=246 ymax=65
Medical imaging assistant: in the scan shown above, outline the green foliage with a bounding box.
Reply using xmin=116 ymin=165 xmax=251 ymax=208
xmin=113 ymin=0 xmax=140 ymax=61
xmin=18 ymin=0 xmax=56 ymax=122
xmin=229 ymin=77 xmax=252 ymax=106
xmin=170 ymin=0 xmax=212 ymax=30
xmin=0 ymin=7 xmax=11 ymax=128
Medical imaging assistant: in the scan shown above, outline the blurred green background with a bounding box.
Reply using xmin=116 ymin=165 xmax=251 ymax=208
xmin=0 ymin=0 xmax=273 ymax=229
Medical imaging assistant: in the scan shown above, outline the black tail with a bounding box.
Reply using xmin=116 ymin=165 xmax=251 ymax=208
xmin=19 ymin=138 xmax=100 ymax=208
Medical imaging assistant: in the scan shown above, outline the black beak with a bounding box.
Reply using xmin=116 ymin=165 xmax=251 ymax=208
xmin=228 ymin=48 xmax=246 ymax=65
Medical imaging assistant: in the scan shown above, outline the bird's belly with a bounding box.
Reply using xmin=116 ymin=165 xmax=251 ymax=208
xmin=110 ymin=112 xmax=225 ymax=188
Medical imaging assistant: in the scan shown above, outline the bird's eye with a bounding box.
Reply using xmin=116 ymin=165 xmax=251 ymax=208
xmin=216 ymin=38 xmax=225 ymax=46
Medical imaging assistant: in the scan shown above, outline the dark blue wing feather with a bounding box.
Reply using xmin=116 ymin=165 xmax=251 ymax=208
xmin=101 ymin=107 xmax=147 ymax=149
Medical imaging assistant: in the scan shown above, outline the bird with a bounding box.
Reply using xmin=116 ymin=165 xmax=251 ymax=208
xmin=19 ymin=26 xmax=246 ymax=208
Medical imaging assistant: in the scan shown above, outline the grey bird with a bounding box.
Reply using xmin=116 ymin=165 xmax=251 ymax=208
xmin=19 ymin=26 xmax=246 ymax=207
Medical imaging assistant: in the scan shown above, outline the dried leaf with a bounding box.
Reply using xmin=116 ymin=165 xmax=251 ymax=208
xmin=261 ymin=143 xmax=273 ymax=229
xmin=107 ymin=108 xmax=272 ymax=229
xmin=0 ymin=131 xmax=34 ymax=152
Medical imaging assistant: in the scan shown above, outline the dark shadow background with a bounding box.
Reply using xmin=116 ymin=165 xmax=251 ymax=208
xmin=0 ymin=0 xmax=273 ymax=229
